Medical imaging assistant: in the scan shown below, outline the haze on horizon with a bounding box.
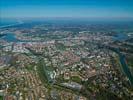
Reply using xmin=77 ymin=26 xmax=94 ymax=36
xmin=0 ymin=0 xmax=133 ymax=20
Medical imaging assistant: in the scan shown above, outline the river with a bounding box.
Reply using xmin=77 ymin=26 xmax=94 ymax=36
xmin=112 ymin=33 xmax=133 ymax=85
xmin=1 ymin=33 xmax=21 ymax=42
xmin=1 ymin=33 xmax=32 ymax=42
xmin=113 ymin=33 xmax=129 ymax=41
xmin=1 ymin=31 xmax=133 ymax=85
xmin=109 ymin=47 xmax=133 ymax=86
xmin=99 ymin=33 xmax=133 ymax=86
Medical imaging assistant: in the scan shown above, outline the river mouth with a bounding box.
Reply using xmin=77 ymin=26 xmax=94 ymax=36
xmin=1 ymin=32 xmax=47 ymax=43
xmin=1 ymin=33 xmax=32 ymax=42
xmin=1 ymin=33 xmax=21 ymax=42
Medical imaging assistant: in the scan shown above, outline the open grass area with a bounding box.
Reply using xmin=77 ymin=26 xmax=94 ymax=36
xmin=0 ymin=96 xmax=3 ymax=100
xmin=37 ymin=59 xmax=51 ymax=89
xmin=71 ymin=76 xmax=82 ymax=84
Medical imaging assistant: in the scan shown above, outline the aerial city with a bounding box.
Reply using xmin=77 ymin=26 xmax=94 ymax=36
xmin=0 ymin=0 xmax=133 ymax=100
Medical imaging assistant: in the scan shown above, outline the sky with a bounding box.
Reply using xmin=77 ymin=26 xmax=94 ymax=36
xmin=0 ymin=0 xmax=133 ymax=19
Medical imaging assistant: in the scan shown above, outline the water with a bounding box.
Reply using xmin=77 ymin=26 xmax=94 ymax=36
xmin=113 ymin=33 xmax=129 ymax=41
xmin=112 ymin=33 xmax=133 ymax=85
xmin=119 ymin=53 xmax=133 ymax=85
xmin=1 ymin=33 xmax=36 ymax=42
xmin=0 ymin=19 xmax=18 ymax=28
xmin=108 ymin=47 xmax=133 ymax=86
xmin=1 ymin=33 xmax=20 ymax=42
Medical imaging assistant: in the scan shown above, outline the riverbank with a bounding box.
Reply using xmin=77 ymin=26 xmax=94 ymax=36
xmin=100 ymin=45 xmax=133 ymax=86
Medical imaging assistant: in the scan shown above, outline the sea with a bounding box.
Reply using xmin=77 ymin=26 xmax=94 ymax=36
xmin=0 ymin=18 xmax=20 ymax=28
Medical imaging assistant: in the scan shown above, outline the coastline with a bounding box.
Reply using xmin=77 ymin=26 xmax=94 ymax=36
xmin=0 ymin=21 xmax=24 ymax=28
